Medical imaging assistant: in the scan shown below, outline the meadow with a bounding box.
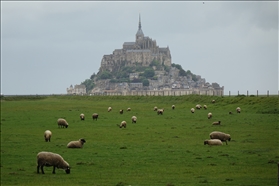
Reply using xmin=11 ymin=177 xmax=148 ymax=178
xmin=0 ymin=95 xmax=278 ymax=186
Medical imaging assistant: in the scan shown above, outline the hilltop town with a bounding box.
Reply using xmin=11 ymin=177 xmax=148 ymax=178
xmin=67 ymin=15 xmax=224 ymax=96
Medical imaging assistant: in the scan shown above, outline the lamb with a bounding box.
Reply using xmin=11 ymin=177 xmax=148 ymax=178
xmin=204 ymin=139 xmax=223 ymax=146
xmin=190 ymin=108 xmax=195 ymax=113
xmin=37 ymin=151 xmax=70 ymax=174
xmin=127 ymin=108 xmax=131 ymax=111
xmin=208 ymin=112 xmax=212 ymax=119
xmin=92 ymin=113 xmax=98 ymax=121
xmin=108 ymin=107 xmax=112 ymax=112
xmin=210 ymin=131 xmax=231 ymax=145
xmin=44 ymin=130 xmax=52 ymax=142
xmin=57 ymin=118 xmax=68 ymax=128
xmin=172 ymin=105 xmax=175 ymax=110
xmin=203 ymin=105 xmax=207 ymax=110
xmin=236 ymin=107 xmax=241 ymax=113
xmin=67 ymin=138 xmax=86 ymax=148
xmin=196 ymin=104 xmax=201 ymax=110
xmin=119 ymin=109 xmax=124 ymax=114
xmin=154 ymin=106 xmax=158 ymax=111
xmin=131 ymin=116 xmax=137 ymax=123
xmin=80 ymin=113 xmax=85 ymax=120
xmin=212 ymin=121 xmax=221 ymax=125
xmin=212 ymin=100 xmax=215 ymax=103
xmin=117 ymin=121 xmax=127 ymax=128
xmin=157 ymin=109 xmax=164 ymax=115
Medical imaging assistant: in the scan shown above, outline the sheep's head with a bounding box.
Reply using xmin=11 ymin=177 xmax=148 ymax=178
xmin=204 ymin=140 xmax=208 ymax=145
xmin=80 ymin=138 xmax=86 ymax=143
xmin=65 ymin=167 xmax=70 ymax=174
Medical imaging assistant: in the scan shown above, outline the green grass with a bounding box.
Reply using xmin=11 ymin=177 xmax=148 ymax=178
xmin=1 ymin=95 xmax=278 ymax=186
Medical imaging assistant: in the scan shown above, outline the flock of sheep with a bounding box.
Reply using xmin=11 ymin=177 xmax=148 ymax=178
xmin=37 ymin=99 xmax=241 ymax=174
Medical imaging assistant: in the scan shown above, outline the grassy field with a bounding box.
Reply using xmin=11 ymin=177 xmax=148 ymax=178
xmin=0 ymin=95 xmax=278 ymax=186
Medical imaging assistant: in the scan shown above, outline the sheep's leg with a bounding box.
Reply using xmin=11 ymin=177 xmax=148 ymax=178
xmin=225 ymin=140 xmax=228 ymax=145
xmin=52 ymin=166 xmax=56 ymax=174
xmin=37 ymin=165 xmax=40 ymax=173
xmin=41 ymin=166 xmax=45 ymax=174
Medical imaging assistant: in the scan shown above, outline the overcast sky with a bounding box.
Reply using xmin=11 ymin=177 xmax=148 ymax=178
xmin=1 ymin=1 xmax=278 ymax=95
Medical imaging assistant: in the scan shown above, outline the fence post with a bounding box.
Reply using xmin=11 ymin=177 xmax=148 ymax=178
xmin=238 ymin=91 xmax=239 ymax=96
xmin=257 ymin=90 xmax=258 ymax=97
xmin=247 ymin=90 xmax=248 ymax=97
xmin=267 ymin=90 xmax=269 ymax=97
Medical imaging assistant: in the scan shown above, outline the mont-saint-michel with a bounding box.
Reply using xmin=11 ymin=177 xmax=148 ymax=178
xmin=67 ymin=15 xmax=224 ymax=96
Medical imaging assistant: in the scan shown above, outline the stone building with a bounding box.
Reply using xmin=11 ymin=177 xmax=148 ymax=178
xmin=98 ymin=15 xmax=172 ymax=73
xmin=67 ymin=84 xmax=86 ymax=95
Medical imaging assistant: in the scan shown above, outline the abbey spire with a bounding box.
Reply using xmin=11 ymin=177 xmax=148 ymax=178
xmin=136 ymin=14 xmax=144 ymax=40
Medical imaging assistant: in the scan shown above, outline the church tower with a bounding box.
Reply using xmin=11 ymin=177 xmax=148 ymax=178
xmin=136 ymin=14 xmax=144 ymax=41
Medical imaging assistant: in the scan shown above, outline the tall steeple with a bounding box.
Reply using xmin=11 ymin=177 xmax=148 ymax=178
xmin=136 ymin=14 xmax=144 ymax=40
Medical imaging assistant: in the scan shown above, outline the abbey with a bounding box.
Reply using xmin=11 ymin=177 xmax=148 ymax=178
xmin=99 ymin=15 xmax=172 ymax=73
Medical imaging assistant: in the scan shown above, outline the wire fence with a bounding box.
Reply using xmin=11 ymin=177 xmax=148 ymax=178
xmin=226 ymin=90 xmax=279 ymax=97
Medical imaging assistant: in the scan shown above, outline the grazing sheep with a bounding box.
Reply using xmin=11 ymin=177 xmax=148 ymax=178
xmin=210 ymin=131 xmax=231 ymax=145
xmin=172 ymin=105 xmax=175 ymax=110
xmin=157 ymin=109 xmax=164 ymax=115
xmin=236 ymin=107 xmax=241 ymax=113
xmin=212 ymin=121 xmax=221 ymax=125
xmin=57 ymin=118 xmax=68 ymax=128
xmin=67 ymin=138 xmax=86 ymax=148
xmin=127 ymin=108 xmax=131 ymax=111
xmin=117 ymin=121 xmax=127 ymax=128
xmin=44 ymin=130 xmax=52 ymax=142
xmin=191 ymin=108 xmax=195 ymax=113
xmin=37 ymin=151 xmax=70 ymax=174
xmin=212 ymin=100 xmax=215 ymax=103
xmin=131 ymin=116 xmax=137 ymax=123
xmin=119 ymin=109 xmax=124 ymax=114
xmin=154 ymin=106 xmax=158 ymax=111
xmin=203 ymin=105 xmax=207 ymax=110
xmin=92 ymin=113 xmax=98 ymax=121
xmin=108 ymin=107 xmax=112 ymax=112
xmin=80 ymin=113 xmax=85 ymax=120
xmin=204 ymin=139 xmax=223 ymax=146
xmin=196 ymin=104 xmax=201 ymax=110
xmin=208 ymin=112 xmax=212 ymax=119
xmin=229 ymin=111 xmax=233 ymax=114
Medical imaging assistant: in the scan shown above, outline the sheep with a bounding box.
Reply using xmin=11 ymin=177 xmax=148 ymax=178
xmin=208 ymin=112 xmax=212 ymax=119
xmin=154 ymin=106 xmax=158 ymax=111
xmin=92 ymin=113 xmax=98 ymax=121
xmin=119 ymin=109 xmax=124 ymax=114
xmin=37 ymin=151 xmax=70 ymax=174
xmin=212 ymin=100 xmax=215 ymax=103
xmin=67 ymin=138 xmax=86 ymax=148
xmin=210 ymin=131 xmax=231 ymax=145
xmin=236 ymin=107 xmax=241 ymax=113
xmin=117 ymin=121 xmax=127 ymax=128
xmin=190 ymin=108 xmax=195 ymax=113
xmin=57 ymin=118 xmax=68 ymax=128
xmin=196 ymin=104 xmax=201 ymax=110
xmin=157 ymin=109 xmax=164 ymax=115
xmin=203 ymin=105 xmax=207 ymax=110
xmin=127 ymin=108 xmax=131 ymax=111
xmin=172 ymin=105 xmax=175 ymax=110
xmin=212 ymin=121 xmax=221 ymax=125
xmin=80 ymin=113 xmax=85 ymax=120
xmin=108 ymin=107 xmax=112 ymax=112
xmin=44 ymin=130 xmax=52 ymax=142
xmin=204 ymin=139 xmax=223 ymax=146
xmin=131 ymin=116 xmax=137 ymax=123
xmin=229 ymin=111 xmax=233 ymax=114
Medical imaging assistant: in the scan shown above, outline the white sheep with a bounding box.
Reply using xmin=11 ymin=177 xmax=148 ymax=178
xmin=210 ymin=131 xmax=231 ymax=145
xmin=190 ymin=108 xmax=195 ymax=113
xmin=119 ymin=109 xmax=124 ymax=114
xmin=117 ymin=121 xmax=127 ymax=128
xmin=37 ymin=151 xmax=70 ymax=174
xmin=172 ymin=105 xmax=175 ymax=110
xmin=154 ymin=106 xmax=158 ymax=111
xmin=196 ymin=104 xmax=201 ymax=110
xmin=212 ymin=121 xmax=221 ymax=125
xmin=44 ymin=130 xmax=52 ymax=142
xmin=208 ymin=112 xmax=212 ymax=119
xmin=204 ymin=139 xmax=223 ymax=146
xmin=108 ymin=107 xmax=112 ymax=112
xmin=67 ymin=138 xmax=86 ymax=148
xmin=57 ymin=118 xmax=69 ymax=128
xmin=80 ymin=113 xmax=85 ymax=120
xmin=236 ymin=107 xmax=241 ymax=113
xmin=92 ymin=113 xmax=98 ymax=121
xmin=203 ymin=105 xmax=207 ymax=110
xmin=157 ymin=109 xmax=164 ymax=115
xmin=127 ymin=108 xmax=131 ymax=111
xmin=131 ymin=116 xmax=137 ymax=123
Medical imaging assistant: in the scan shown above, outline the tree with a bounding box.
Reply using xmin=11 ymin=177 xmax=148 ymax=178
xmin=142 ymin=79 xmax=149 ymax=86
xmin=99 ymin=71 xmax=112 ymax=79
xmin=143 ymin=68 xmax=155 ymax=78
xmin=81 ymin=79 xmax=95 ymax=92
